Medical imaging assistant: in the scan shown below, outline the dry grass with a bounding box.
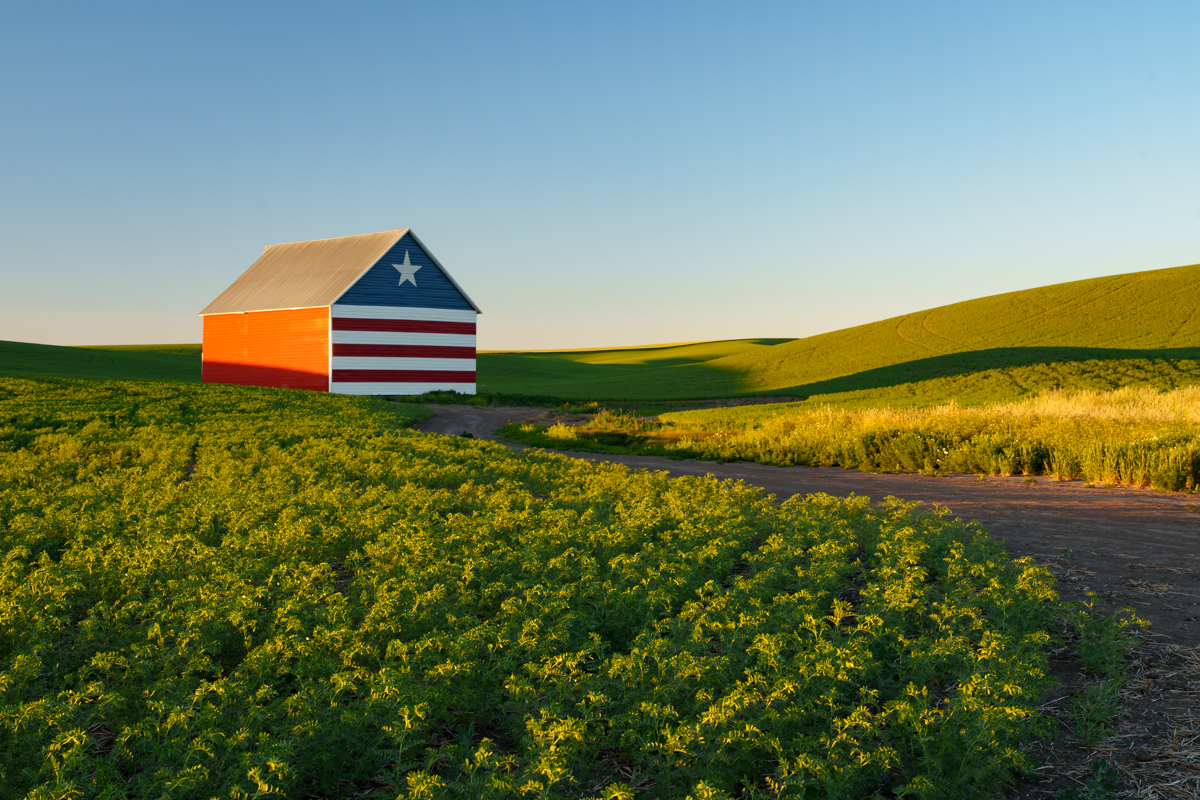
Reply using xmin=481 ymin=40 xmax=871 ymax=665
xmin=663 ymin=386 xmax=1200 ymax=439
xmin=722 ymin=386 xmax=1200 ymax=436
xmin=989 ymin=386 xmax=1200 ymax=424
xmin=644 ymin=386 xmax=1200 ymax=488
xmin=1084 ymin=640 xmax=1198 ymax=800
xmin=1008 ymin=631 xmax=1200 ymax=800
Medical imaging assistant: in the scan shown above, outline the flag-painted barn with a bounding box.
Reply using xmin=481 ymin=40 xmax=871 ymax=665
xmin=199 ymin=229 xmax=480 ymax=395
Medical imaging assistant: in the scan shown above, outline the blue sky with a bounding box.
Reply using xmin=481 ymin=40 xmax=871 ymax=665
xmin=2 ymin=2 xmax=1198 ymax=349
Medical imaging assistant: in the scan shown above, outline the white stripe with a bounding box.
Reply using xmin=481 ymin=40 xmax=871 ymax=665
xmin=332 ymin=382 xmax=476 ymax=395
xmin=331 ymin=305 xmax=477 ymax=323
xmin=331 ymin=330 xmax=476 ymax=347
xmin=331 ymin=357 xmax=476 ymax=371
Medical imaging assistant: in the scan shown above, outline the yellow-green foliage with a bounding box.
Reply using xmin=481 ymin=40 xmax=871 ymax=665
xmin=0 ymin=378 xmax=1062 ymax=799
xmin=662 ymin=386 xmax=1200 ymax=489
xmin=544 ymin=422 xmax=578 ymax=440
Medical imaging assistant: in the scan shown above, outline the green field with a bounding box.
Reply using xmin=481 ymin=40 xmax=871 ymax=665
xmin=8 ymin=260 xmax=1200 ymax=409
xmin=485 ymin=262 xmax=1200 ymax=492
xmin=0 ymin=376 xmax=1138 ymax=799
xmin=0 ymin=340 xmax=201 ymax=383
xmin=478 ymin=339 xmax=793 ymax=400
xmin=0 ymin=263 xmax=1171 ymax=796
xmin=480 ymin=261 xmax=1200 ymax=403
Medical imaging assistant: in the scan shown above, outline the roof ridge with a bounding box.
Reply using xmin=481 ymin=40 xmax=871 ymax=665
xmin=264 ymin=228 xmax=408 ymax=249
xmin=200 ymin=229 xmax=411 ymax=315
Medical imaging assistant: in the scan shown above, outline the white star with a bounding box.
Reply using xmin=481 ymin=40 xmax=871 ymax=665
xmin=392 ymin=251 xmax=422 ymax=287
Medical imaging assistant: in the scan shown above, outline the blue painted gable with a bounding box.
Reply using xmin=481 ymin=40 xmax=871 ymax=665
xmin=334 ymin=233 xmax=475 ymax=310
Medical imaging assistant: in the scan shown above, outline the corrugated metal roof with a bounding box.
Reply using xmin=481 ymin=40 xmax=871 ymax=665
xmin=200 ymin=230 xmax=409 ymax=315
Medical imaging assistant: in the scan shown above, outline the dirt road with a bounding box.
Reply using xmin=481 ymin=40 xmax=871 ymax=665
xmin=416 ymin=403 xmax=1200 ymax=796
xmin=416 ymin=403 xmax=1199 ymax=639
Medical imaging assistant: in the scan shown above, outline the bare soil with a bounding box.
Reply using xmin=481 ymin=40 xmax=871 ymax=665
xmin=415 ymin=404 xmax=1200 ymax=799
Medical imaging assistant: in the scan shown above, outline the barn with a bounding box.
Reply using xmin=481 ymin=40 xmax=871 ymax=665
xmin=199 ymin=229 xmax=480 ymax=395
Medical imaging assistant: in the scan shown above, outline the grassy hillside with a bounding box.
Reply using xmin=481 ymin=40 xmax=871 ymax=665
xmin=719 ymin=261 xmax=1200 ymax=393
xmin=480 ymin=261 xmax=1200 ymax=402
xmin=741 ymin=349 xmax=1200 ymax=412
xmin=478 ymin=338 xmax=793 ymax=398
xmin=0 ymin=341 xmax=201 ymax=382
xmin=7 ymin=260 xmax=1200 ymax=405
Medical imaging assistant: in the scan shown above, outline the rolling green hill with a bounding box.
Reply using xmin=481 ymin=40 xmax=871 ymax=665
xmin=480 ymin=261 xmax=1200 ymax=402
xmin=478 ymin=338 xmax=792 ymax=399
xmin=0 ymin=340 xmax=201 ymax=382
xmin=7 ymin=260 xmax=1200 ymax=405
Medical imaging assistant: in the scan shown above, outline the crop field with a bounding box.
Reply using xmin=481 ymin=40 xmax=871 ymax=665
xmin=8 ymin=261 xmax=1200 ymax=412
xmin=479 ymin=261 xmax=1200 ymax=403
xmin=713 ymin=261 xmax=1200 ymax=395
xmin=0 ymin=376 xmax=1135 ymax=799
xmin=503 ymin=386 xmax=1200 ymax=492
xmin=477 ymin=339 xmax=792 ymax=400
xmin=0 ymin=341 xmax=201 ymax=383
xmin=736 ymin=350 xmax=1200 ymax=411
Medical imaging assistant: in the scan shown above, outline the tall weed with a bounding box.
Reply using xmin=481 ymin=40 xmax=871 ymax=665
xmin=653 ymin=387 xmax=1200 ymax=490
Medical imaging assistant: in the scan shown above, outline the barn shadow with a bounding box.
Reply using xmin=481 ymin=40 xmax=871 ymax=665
xmin=201 ymin=361 xmax=328 ymax=392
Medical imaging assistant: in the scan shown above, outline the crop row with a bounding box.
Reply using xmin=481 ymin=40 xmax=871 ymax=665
xmin=3 ymin=378 xmax=1064 ymax=798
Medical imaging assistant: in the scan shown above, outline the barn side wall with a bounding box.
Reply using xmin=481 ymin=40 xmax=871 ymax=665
xmin=202 ymin=307 xmax=330 ymax=392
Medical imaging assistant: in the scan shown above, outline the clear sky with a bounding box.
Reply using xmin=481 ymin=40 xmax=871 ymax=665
xmin=2 ymin=2 xmax=1198 ymax=350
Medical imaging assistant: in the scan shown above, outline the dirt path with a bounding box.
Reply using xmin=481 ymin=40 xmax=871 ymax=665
xmin=416 ymin=404 xmax=1200 ymax=641
xmin=417 ymin=404 xmax=1200 ymax=796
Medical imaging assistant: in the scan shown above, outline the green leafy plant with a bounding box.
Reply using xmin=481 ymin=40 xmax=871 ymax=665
xmin=1071 ymin=596 xmax=1147 ymax=677
xmin=0 ymin=377 xmax=1126 ymax=799
xmin=1070 ymin=680 xmax=1123 ymax=748
xmin=1053 ymin=759 xmax=1119 ymax=800
xmin=1059 ymin=596 xmax=1148 ymax=751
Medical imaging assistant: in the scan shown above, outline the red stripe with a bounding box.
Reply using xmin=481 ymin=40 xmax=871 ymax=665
xmin=332 ymin=369 xmax=476 ymax=383
xmin=203 ymin=361 xmax=328 ymax=392
xmin=332 ymin=318 xmax=476 ymax=334
xmin=332 ymin=344 xmax=476 ymax=359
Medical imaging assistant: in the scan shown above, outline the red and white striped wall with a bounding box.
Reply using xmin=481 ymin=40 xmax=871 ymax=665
xmin=329 ymin=305 xmax=477 ymax=395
